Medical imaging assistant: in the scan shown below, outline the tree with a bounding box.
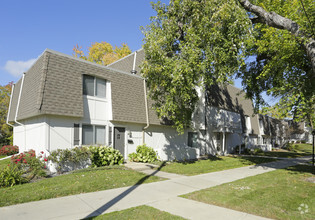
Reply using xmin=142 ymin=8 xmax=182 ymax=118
xmin=141 ymin=0 xmax=314 ymax=133
xmin=237 ymin=0 xmax=314 ymax=128
xmin=73 ymin=42 xmax=131 ymax=66
xmin=0 ymin=82 xmax=13 ymax=145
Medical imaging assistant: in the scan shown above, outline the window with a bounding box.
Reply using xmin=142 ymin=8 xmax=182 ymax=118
xmin=216 ymin=133 xmax=221 ymax=140
xmin=188 ymin=132 xmax=198 ymax=148
xmin=83 ymin=75 xmax=106 ymax=98
xmin=82 ymin=124 xmax=105 ymax=145
xmin=95 ymin=126 xmax=105 ymax=145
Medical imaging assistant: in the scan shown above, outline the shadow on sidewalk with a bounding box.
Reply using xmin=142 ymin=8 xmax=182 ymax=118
xmin=84 ymin=161 xmax=166 ymax=219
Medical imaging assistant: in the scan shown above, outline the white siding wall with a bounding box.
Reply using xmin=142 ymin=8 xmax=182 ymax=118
xmin=111 ymin=122 xmax=200 ymax=161
xmin=13 ymin=116 xmax=46 ymax=153
xmin=207 ymin=106 xmax=242 ymax=133
xmin=83 ymin=81 xmax=112 ymax=124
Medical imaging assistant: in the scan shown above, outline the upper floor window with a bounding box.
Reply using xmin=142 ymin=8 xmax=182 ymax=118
xmin=83 ymin=75 xmax=106 ymax=98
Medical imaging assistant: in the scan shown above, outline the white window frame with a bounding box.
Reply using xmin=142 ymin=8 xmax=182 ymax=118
xmin=82 ymin=124 xmax=106 ymax=145
xmin=83 ymin=75 xmax=106 ymax=98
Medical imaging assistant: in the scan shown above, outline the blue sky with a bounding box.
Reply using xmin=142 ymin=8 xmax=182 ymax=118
xmin=0 ymin=0 xmax=277 ymax=105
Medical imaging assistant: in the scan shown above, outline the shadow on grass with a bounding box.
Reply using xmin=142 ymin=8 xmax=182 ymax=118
xmin=285 ymin=164 xmax=315 ymax=175
xmin=84 ymin=161 xmax=166 ymax=219
xmin=179 ymin=155 xmax=223 ymax=165
xmin=237 ymin=156 xmax=277 ymax=165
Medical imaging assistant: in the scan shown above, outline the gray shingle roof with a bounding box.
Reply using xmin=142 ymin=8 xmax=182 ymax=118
xmin=108 ymin=49 xmax=144 ymax=76
xmin=8 ymin=49 xmax=161 ymax=125
xmin=8 ymin=78 xmax=22 ymax=122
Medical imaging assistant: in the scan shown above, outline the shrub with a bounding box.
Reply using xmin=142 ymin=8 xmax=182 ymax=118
xmin=89 ymin=146 xmax=124 ymax=167
xmin=11 ymin=150 xmax=47 ymax=180
xmin=243 ymin=148 xmax=252 ymax=155
xmin=253 ymin=148 xmax=264 ymax=154
xmin=0 ymin=165 xmax=26 ymax=188
xmin=301 ymin=140 xmax=306 ymax=144
xmin=128 ymin=144 xmax=158 ymax=163
xmin=286 ymin=143 xmax=294 ymax=151
xmin=0 ymin=145 xmax=19 ymax=156
xmin=48 ymin=147 xmax=91 ymax=173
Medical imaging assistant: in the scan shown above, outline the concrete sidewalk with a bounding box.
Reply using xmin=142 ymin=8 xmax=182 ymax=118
xmin=0 ymin=156 xmax=311 ymax=220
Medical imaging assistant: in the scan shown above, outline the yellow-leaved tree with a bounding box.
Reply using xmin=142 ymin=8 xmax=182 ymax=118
xmin=73 ymin=42 xmax=131 ymax=66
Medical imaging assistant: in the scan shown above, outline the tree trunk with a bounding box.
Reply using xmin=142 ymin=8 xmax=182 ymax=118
xmin=238 ymin=0 xmax=315 ymax=76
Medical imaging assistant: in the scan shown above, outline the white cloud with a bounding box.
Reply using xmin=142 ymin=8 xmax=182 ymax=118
xmin=4 ymin=58 xmax=37 ymax=77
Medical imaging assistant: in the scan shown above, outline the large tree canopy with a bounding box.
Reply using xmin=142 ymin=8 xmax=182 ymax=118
xmin=73 ymin=42 xmax=131 ymax=66
xmin=141 ymin=0 xmax=314 ymax=133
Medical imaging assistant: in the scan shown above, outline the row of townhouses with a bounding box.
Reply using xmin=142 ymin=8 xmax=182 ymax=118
xmin=6 ymin=49 xmax=312 ymax=161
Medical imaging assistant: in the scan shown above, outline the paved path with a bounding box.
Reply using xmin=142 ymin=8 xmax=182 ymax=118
xmin=0 ymin=156 xmax=311 ymax=220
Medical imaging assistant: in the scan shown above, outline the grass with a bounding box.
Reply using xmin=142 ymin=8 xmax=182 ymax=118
xmin=154 ymin=156 xmax=276 ymax=176
xmin=255 ymin=143 xmax=313 ymax=158
xmin=0 ymin=155 xmax=7 ymax=159
xmin=183 ymin=165 xmax=315 ymax=220
xmin=0 ymin=158 xmax=10 ymax=170
xmin=0 ymin=166 xmax=163 ymax=207
xmin=88 ymin=205 xmax=186 ymax=220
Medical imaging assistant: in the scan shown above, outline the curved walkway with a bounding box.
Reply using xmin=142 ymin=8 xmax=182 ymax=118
xmin=0 ymin=156 xmax=311 ymax=220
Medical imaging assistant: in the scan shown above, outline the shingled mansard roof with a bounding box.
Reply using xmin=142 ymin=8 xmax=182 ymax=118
xmin=8 ymin=48 xmax=259 ymax=134
xmin=8 ymin=49 xmax=161 ymax=125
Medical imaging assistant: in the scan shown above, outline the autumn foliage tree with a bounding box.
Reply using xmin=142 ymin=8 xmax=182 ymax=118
xmin=0 ymin=82 xmax=13 ymax=145
xmin=73 ymin=42 xmax=131 ymax=66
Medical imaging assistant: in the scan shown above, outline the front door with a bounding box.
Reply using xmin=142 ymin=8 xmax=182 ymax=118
xmin=114 ymin=127 xmax=125 ymax=157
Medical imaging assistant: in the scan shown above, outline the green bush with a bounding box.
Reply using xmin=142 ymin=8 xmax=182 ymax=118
xmin=243 ymin=148 xmax=252 ymax=155
xmin=48 ymin=147 xmax=91 ymax=172
xmin=253 ymin=148 xmax=264 ymax=154
xmin=89 ymin=146 xmax=124 ymax=167
xmin=128 ymin=144 xmax=158 ymax=163
xmin=0 ymin=165 xmax=26 ymax=188
xmin=301 ymin=140 xmax=306 ymax=144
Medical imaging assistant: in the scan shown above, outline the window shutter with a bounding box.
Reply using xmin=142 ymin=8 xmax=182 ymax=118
xmin=108 ymin=127 xmax=112 ymax=145
xmin=74 ymin=124 xmax=80 ymax=145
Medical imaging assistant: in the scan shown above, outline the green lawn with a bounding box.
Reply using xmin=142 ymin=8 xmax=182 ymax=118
xmin=88 ymin=205 xmax=186 ymax=220
xmin=0 ymin=166 xmax=163 ymax=207
xmin=0 ymin=158 xmax=10 ymax=170
xmin=155 ymin=156 xmax=276 ymax=176
xmin=183 ymin=165 xmax=315 ymax=220
xmin=0 ymin=155 xmax=7 ymax=159
xmin=255 ymin=143 xmax=313 ymax=158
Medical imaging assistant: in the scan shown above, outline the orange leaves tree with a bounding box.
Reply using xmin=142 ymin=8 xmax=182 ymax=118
xmin=73 ymin=42 xmax=131 ymax=66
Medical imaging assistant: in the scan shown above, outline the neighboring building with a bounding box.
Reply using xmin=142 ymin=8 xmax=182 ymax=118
xmin=288 ymin=121 xmax=312 ymax=143
xmin=7 ymin=48 xmax=308 ymax=161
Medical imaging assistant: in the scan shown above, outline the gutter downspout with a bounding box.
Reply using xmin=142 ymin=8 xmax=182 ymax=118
xmin=6 ymin=84 xmax=15 ymax=127
xmin=142 ymin=79 xmax=150 ymax=144
xmin=15 ymin=73 xmax=25 ymax=126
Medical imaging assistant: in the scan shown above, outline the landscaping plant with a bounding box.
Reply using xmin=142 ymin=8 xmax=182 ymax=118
xmin=11 ymin=150 xmax=47 ymax=180
xmin=0 ymin=145 xmax=19 ymax=156
xmin=128 ymin=144 xmax=158 ymax=163
xmin=48 ymin=147 xmax=91 ymax=173
xmin=89 ymin=146 xmax=124 ymax=167
xmin=0 ymin=164 xmax=25 ymax=188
